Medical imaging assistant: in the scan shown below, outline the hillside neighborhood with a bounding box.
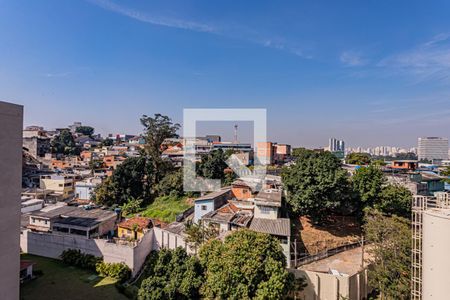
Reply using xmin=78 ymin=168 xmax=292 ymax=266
xmin=12 ymin=113 xmax=450 ymax=299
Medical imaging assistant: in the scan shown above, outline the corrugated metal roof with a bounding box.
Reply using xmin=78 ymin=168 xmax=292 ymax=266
xmin=249 ymin=218 xmax=291 ymax=237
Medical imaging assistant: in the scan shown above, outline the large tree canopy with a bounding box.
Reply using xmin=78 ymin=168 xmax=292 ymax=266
xmin=75 ymin=125 xmax=94 ymax=136
xmin=282 ymin=149 xmax=352 ymax=222
xmin=364 ymin=209 xmax=411 ymax=299
xmin=93 ymin=156 xmax=153 ymax=206
xmin=199 ymin=229 xmax=294 ymax=300
xmin=141 ymin=114 xmax=180 ymax=184
xmin=352 ymin=165 xmax=386 ymax=209
xmin=376 ymin=184 xmax=412 ymax=218
xmin=352 ymin=165 xmax=412 ymax=218
xmin=197 ymin=149 xmax=229 ymax=181
xmin=346 ymin=152 xmax=371 ymax=165
xmin=51 ymin=129 xmax=80 ymax=155
xmin=138 ymin=248 xmax=203 ymax=300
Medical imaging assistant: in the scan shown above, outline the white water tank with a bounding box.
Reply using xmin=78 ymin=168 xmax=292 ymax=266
xmin=422 ymin=209 xmax=450 ymax=299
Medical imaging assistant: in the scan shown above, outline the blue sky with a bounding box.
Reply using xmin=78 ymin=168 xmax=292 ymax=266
xmin=1 ymin=0 xmax=450 ymax=147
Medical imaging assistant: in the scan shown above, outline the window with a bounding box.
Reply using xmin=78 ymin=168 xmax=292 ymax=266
xmin=260 ymin=206 xmax=271 ymax=214
xmin=201 ymin=205 xmax=207 ymax=211
xmin=44 ymin=220 xmax=48 ymax=225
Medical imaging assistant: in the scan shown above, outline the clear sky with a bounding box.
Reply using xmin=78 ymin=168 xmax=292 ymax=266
xmin=1 ymin=0 xmax=450 ymax=148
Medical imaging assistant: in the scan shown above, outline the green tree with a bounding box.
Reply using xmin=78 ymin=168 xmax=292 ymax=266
xmin=92 ymin=156 xmax=153 ymax=206
xmin=441 ymin=166 xmax=450 ymax=183
xmin=184 ymin=220 xmax=219 ymax=250
xmin=282 ymin=150 xmax=352 ymax=223
xmin=352 ymin=165 xmax=386 ymax=210
xmin=346 ymin=152 xmax=371 ymax=165
xmin=199 ymin=229 xmax=295 ymax=300
xmin=197 ymin=149 xmax=228 ymax=181
xmin=121 ymin=196 xmax=143 ymax=216
xmin=100 ymin=138 xmax=114 ymax=147
xmin=138 ymin=248 xmax=203 ymax=300
xmin=155 ymin=169 xmax=184 ymax=197
xmin=376 ymin=184 xmax=412 ymax=218
xmin=364 ymin=209 xmax=411 ymax=299
xmin=51 ymin=129 xmax=80 ymax=155
xmin=141 ymin=114 xmax=180 ymax=184
xmin=75 ymin=126 xmax=95 ymax=136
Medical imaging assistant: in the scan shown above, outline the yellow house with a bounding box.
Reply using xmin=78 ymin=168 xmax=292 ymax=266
xmin=39 ymin=174 xmax=75 ymax=199
xmin=117 ymin=217 xmax=152 ymax=240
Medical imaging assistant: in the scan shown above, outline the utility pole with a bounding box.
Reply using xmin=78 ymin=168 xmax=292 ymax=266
xmin=360 ymin=234 xmax=365 ymax=269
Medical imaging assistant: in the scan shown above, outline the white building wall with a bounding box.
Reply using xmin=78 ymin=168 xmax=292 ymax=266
xmin=194 ymin=200 xmax=214 ymax=223
xmin=20 ymin=229 xmax=153 ymax=276
xmin=254 ymin=205 xmax=278 ymax=219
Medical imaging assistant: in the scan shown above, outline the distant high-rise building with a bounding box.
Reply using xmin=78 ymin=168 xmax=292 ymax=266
xmin=418 ymin=137 xmax=449 ymax=161
xmin=328 ymin=138 xmax=345 ymax=153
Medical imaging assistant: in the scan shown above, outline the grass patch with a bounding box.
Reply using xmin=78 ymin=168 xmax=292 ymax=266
xmin=20 ymin=254 xmax=127 ymax=300
xmin=140 ymin=195 xmax=192 ymax=223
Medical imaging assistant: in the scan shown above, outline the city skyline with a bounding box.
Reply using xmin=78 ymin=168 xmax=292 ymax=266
xmin=2 ymin=1 xmax=450 ymax=147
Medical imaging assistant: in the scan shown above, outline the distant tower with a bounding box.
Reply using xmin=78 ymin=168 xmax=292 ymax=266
xmin=234 ymin=124 xmax=238 ymax=144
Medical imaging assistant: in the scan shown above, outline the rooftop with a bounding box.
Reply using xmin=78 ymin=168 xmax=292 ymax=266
xmin=30 ymin=206 xmax=116 ymax=228
xmin=118 ymin=217 xmax=152 ymax=231
xmin=194 ymin=188 xmax=231 ymax=202
xmin=300 ymin=246 xmax=371 ymax=276
xmin=249 ymin=218 xmax=290 ymax=237
xmin=254 ymin=189 xmax=282 ymax=207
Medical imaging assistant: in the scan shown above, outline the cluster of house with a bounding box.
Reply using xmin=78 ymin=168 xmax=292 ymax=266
xmin=161 ymin=136 xmax=292 ymax=167
xmin=343 ymin=159 xmax=449 ymax=196
xmin=192 ymin=175 xmax=291 ymax=262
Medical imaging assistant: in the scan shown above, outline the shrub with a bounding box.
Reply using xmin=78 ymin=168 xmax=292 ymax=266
xmin=96 ymin=261 xmax=131 ymax=282
xmin=60 ymin=249 xmax=101 ymax=271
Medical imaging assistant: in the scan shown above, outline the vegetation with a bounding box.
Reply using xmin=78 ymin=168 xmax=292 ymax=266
xmin=96 ymin=262 xmax=131 ymax=283
xmin=197 ymin=149 xmax=229 ymax=181
xmin=137 ymin=230 xmax=299 ymax=300
xmin=199 ymin=229 xmax=296 ymax=300
xmin=101 ymin=138 xmax=114 ymax=147
xmin=351 ymin=165 xmax=385 ymax=212
xmin=20 ymin=254 xmax=127 ymax=300
xmin=352 ymin=165 xmax=412 ymax=218
xmin=364 ymin=209 xmax=411 ymax=299
xmin=346 ymin=152 xmax=371 ymax=165
xmin=184 ymin=220 xmax=219 ymax=250
xmin=76 ymin=125 xmax=95 ymax=136
xmin=51 ymin=129 xmax=80 ymax=155
xmin=138 ymin=248 xmax=203 ymax=300
xmin=60 ymin=249 xmax=101 ymax=271
xmin=93 ymin=156 xmax=153 ymax=206
xmin=376 ymin=184 xmax=412 ymax=218
xmin=155 ymin=169 xmax=184 ymax=197
xmin=140 ymin=195 xmax=192 ymax=223
xmin=282 ymin=149 xmax=352 ymax=223
xmin=141 ymin=113 xmax=180 ymax=185
xmin=120 ymin=196 xmax=144 ymax=216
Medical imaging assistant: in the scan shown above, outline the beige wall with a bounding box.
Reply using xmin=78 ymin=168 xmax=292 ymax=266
xmin=290 ymin=268 xmax=369 ymax=300
xmin=0 ymin=101 xmax=23 ymax=300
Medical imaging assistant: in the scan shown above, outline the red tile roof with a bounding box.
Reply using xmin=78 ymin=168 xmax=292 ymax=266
xmin=118 ymin=217 xmax=152 ymax=231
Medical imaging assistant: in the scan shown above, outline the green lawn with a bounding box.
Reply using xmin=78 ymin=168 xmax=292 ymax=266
xmin=20 ymin=254 xmax=128 ymax=300
xmin=140 ymin=195 xmax=192 ymax=223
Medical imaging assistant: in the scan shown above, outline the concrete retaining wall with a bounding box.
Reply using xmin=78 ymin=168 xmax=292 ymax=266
xmin=20 ymin=229 xmax=153 ymax=276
